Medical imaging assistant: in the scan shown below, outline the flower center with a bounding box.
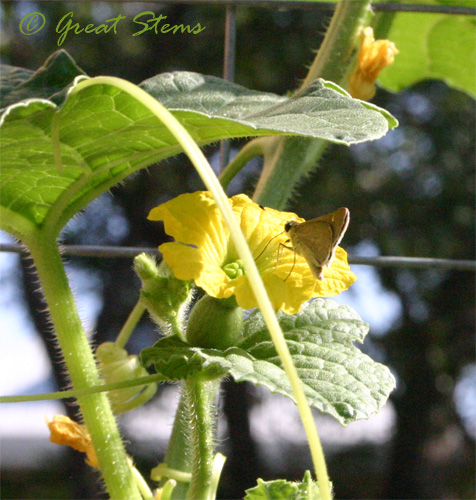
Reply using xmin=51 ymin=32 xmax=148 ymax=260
xmin=222 ymin=259 xmax=245 ymax=279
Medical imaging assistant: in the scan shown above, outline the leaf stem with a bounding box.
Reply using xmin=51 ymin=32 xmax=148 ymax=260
xmin=25 ymin=234 xmax=141 ymax=500
xmin=219 ymin=138 xmax=267 ymax=190
xmin=0 ymin=373 xmax=164 ymax=403
xmin=132 ymin=463 xmax=155 ymax=500
xmin=115 ymin=299 xmax=146 ymax=348
xmin=255 ymin=2 xmax=373 ymax=497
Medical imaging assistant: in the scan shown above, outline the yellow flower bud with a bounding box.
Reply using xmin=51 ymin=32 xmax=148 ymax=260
xmin=349 ymin=26 xmax=399 ymax=101
xmin=46 ymin=415 xmax=99 ymax=468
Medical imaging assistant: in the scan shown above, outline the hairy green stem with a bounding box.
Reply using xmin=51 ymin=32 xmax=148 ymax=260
xmin=301 ymin=0 xmax=372 ymax=89
xmin=185 ymin=377 xmax=219 ymax=500
xmin=161 ymin=386 xmax=193 ymax=500
xmin=26 ymin=234 xmax=141 ymax=500
xmin=253 ymin=0 xmax=372 ymax=210
xmin=252 ymin=136 xmax=327 ymax=209
xmin=371 ymin=10 xmax=396 ymax=40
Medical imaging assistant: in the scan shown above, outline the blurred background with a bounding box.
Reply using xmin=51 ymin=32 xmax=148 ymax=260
xmin=0 ymin=1 xmax=474 ymax=499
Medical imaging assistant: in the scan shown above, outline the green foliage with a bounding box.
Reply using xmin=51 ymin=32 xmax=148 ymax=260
xmin=378 ymin=12 xmax=476 ymax=97
xmin=141 ymin=299 xmax=395 ymax=425
xmin=244 ymin=471 xmax=324 ymax=500
xmin=0 ymin=51 xmax=394 ymax=242
xmin=0 ymin=51 xmax=85 ymax=109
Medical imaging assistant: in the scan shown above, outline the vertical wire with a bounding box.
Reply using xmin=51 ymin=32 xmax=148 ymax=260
xmin=219 ymin=5 xmax=237 ymax=173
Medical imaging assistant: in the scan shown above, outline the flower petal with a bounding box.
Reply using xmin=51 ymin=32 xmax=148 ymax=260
xmin=313 ymin=247 xmax=357 ymax=297
xmin=149 ymin=191 xmax=229 ymax=265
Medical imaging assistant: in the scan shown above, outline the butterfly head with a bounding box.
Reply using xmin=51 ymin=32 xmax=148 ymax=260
xmin=284 ymin=220 xmax=300 ymax=233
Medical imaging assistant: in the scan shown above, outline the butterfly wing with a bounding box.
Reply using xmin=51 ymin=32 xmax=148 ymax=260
xmin=288 ymin=208 xmax=349 ymax=280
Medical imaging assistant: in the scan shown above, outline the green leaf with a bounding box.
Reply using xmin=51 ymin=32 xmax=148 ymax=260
xmin=316 ymin=79 xmax=398 ymax=128
xmin=378 ymin=12 xmax=476 ymax=97
xmin=244 ymin=471 xmax=323 ymax=500
xmin=0 ymin=51 xmax=395 ymax=242
xmin=141 ymin=299 xmax=396 ymax=425
xmin=0 ymin=50 xmax=85 ymax=110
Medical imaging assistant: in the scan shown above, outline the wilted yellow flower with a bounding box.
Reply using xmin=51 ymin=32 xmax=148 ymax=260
xmin=46 ymin=415 xmax=99 ymax=468
xmin=348 ymin=26 xmax=398 ymax=100
xmin=148 ymin=192 xmax=356 ymax=314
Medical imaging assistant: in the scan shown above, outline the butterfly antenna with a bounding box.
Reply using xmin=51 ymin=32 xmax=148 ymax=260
xmin=254 ymin=230 xmax=284 ymax=261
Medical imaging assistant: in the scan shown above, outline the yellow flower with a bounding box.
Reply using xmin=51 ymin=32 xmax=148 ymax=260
xmin=148 ymin=192 xmax=356 ymax=314
xmin=46 ymin=415 xmax=99 ymax=468
xmin=348 ymin=26 xmax=399 ymax=100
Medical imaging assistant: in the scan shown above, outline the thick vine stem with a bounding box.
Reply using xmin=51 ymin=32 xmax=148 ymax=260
xmin=253 ymin=0 xmax=373 ymax=210
xmin=252 ymin=136 xmax=327 ymax=209
xmin=26 ymin=234 xmax=141 ymax=500
xmin=301 ymin=0 xmax=372 ymax=89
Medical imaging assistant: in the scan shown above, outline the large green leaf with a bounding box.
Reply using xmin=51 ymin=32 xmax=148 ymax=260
xmin=378 ymin=11 xmax=476 ymax=97
xmin=141 ymin=299 xmax=396 ymax=425
xmin=0 ymin=51 xmax=395 ymax=242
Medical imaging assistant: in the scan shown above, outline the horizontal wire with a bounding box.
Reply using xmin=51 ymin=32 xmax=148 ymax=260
xmin=1 ymin=243 xmax=474 ymax=271
xmin=347 ymin=255 xmax=476 ymax=271
xmin=7 ymin=0 xmax=476 ymax=15
xmin=156 ymin=1 xmax=476 ymax=15
xmin=0 ymin=243 xmax=160 ymax=259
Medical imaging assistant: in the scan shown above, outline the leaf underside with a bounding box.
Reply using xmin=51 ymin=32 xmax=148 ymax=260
xmin=378 ymin=10 xmax=475 ymax=98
